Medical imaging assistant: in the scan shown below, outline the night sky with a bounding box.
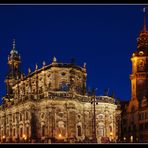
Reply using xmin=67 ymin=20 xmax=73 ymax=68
xmin=0 ymin=4 xmax=147 ymax=102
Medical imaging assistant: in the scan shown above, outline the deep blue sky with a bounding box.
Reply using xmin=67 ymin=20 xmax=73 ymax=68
xmin=0 ymin=4 xmax=147 ymax=101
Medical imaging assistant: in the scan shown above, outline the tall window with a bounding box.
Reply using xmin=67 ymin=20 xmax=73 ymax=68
xmin=20 ymin=127 xmax=23 ymax=137
xmin=6 ymin=117 xmax=8 ymax=124
xmin=109 ymin=126 xmax=112 ymax=132
xmin=39 ymin=87 xmax=43 ymax=94
xmin=77 ymin=125 xmax=82 ymax=136
xmin=42 ymin=125 xmax=45 ymax=137
xmin=27 ymin=127 xmax=29 ymax=137
xmin=13 ymin=128 xmax=15 ymax=136
xmin=20 ymin=114 xmax=22 ymax=121
xmin=13 ymin=114 xmax=15 ymax=122
xmin=6 ymin=129 xmax=9 ymax=137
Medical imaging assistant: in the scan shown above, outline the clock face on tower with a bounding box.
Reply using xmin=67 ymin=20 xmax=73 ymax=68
xmin=137 ymin=59 xmax=145 ymax=71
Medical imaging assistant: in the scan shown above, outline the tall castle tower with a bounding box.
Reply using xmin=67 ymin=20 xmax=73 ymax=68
xmin=121 ymin=8 xmax=148 ymax=143
xmin=130 ymin=8 xmax=148 ymax=104
xmin=5 ymin=39 xmax=22 ymax=98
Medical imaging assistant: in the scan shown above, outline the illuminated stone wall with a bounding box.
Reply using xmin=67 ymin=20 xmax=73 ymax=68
xmin=0 ymin=58 xmax=120 ymax=143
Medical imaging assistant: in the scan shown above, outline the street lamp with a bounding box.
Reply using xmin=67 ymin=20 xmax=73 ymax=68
xmin=23 ymin=134 xmax=27 ymax=143
xmin=59 ymin=134 xmax=62 ymax=138
xmin=90 ymin=88 xmax=98 ymax=143
xmin=2 ymin=135 xmax=5 ymax=139
xmin=2 ymin=135 xmax=6 ymax=143
xmin=110 ymin=132 xmax=113 ymax=142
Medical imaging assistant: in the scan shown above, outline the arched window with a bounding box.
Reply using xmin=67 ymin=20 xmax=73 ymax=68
xmin=13 ymin=128 xmax=15 ymax=136
xmin=77 ymin=125 xmax=82 ymax=136
xmin=59 ymin=82 xmax=69 ymax=91
xmin=76 ymin=86 xmax=82 ymax=94
xmin=20 ymin=127 xmax=23 ymax=137
xmin=109 ymin=125 xmax=112 ymax=132
xmin=42 ymin=125 xmax=45 ymax=137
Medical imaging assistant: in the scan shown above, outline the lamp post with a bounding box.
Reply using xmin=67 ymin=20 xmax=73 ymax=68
xmin=51 ymin=103 xmax=56 ymax=143
xmin=65 ymin=102 xmax=70 ymax=142
xmin=90 ymin=88 xmax=98 ymax=143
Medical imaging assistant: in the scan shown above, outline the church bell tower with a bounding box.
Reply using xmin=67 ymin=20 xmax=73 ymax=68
xmin=130 ymin=8 xmax=148 ymax=102
xmin=5 ymin=39 xmax=22 ymax=98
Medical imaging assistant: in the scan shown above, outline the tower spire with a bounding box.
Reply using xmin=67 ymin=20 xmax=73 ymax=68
xmin=13 ymin=38 xmax=16 ymax=50
xmin=143 ymin=7 xmax=147 ymax=31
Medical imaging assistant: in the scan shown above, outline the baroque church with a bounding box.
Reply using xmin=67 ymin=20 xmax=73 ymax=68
xmin=121 ymin=9 xmax=148 ymax=143
xmin=0 ymin=40 xmax=121 ymax=143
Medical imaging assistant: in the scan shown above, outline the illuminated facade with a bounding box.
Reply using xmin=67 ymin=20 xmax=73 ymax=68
xmin=121 ymin=9 xmax=148 ymax=143
xmin=0 ymin=40 xmax=121 ymax=143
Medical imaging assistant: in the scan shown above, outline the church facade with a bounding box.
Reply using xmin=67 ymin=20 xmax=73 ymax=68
xmin=0 ymin=40 xmax=121 ymax=143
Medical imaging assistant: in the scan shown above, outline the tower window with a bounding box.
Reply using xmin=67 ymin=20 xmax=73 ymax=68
xmin=59 ymin=82 xmax=69 ymax=91
xmin=76 ymin=86 xmax=82 ymax=94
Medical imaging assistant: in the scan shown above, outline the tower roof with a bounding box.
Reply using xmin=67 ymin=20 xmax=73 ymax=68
xmin=10 ymin=39 xmax=18 ymax=55
xmin=143 ymin=7 xmax=147 ymax=31
xmin=7 ymin=39 xmax=22 ymax=80
xmin=137 ymin=7 xmax=148 ymax=52
xmin=9 ymin=39 xmax=20 ymax=61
